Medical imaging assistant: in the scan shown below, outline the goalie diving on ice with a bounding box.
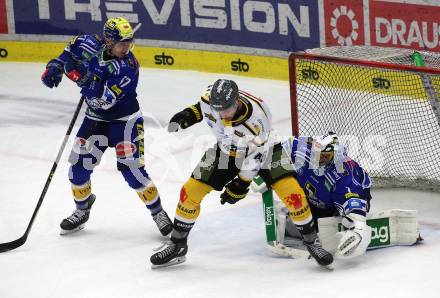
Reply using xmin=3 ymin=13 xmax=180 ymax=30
xmin=252 ymin=133 xmax=422 ymax=261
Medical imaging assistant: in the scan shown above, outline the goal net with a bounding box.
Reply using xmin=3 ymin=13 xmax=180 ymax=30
xmin=289 ymin=46 xmax=440 ymax=191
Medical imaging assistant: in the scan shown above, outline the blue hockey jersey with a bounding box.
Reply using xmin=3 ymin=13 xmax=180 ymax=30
xmin=282 ymin=136 xmax=372 ymax=217
xmin=59 ymin=35 xmax=140 ymax=121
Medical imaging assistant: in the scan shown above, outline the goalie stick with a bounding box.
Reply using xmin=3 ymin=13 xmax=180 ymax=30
xmin=0 ymin=96 xmax=85 ymax=253
xmin=255 ymin=176 xmax=311 ymax=259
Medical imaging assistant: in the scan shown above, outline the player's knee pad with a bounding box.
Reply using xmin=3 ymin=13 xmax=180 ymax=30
xmin=71 ymin=180 xmax=92 ymax=203
xmin=272 ymin=177 xmax=313 ymax=227
xmin=121 ymin=167 xmax=151 ymax=190
xmin=175 ymin=178 xmax=213 ymax=222
xmin=69 ymin=164 xmax=92 ymax=186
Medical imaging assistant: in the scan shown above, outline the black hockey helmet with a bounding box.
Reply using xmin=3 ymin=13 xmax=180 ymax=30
xmin=209 ymin=79 xmax=239 ymax=111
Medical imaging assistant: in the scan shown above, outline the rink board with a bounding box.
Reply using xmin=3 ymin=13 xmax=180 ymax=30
xmin=0 ymin=40 xmax=288 ymax=81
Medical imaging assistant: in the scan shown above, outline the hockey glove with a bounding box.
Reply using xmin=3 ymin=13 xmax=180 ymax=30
xmin=64 ymin=60 xmax=93 ymax=88
xmin=168 ymin=105 xmax=201 ymax=132
xmin=335 ymin=213 xmax=371 ymax=259
xmin=220 ymin=177 xmax=251 ymax=205
xmin=41 ymin=58 xmax=64 ymax=88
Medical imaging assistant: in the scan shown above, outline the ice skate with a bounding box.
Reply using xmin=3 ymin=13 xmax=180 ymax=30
xmin=152 ymin=209 xmax=173 ymax=236
xmin=60 ymin=194 xmax=96 ymax=235
xmin=150 ymin=240 xmax=188 ymax=269
xmin=304 ymin=239 xmax=334 ymax=269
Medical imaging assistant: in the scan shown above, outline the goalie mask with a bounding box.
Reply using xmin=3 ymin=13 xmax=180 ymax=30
xmin=312 ymin=132 xmax=347 ymax=169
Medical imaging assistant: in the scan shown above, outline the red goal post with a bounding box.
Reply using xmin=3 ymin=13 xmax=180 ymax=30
xmin=288 ymin=47 xmax=440 ymax=191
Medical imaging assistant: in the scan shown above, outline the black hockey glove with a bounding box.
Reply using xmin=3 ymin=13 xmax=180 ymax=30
xmin=64 ymin=59 xmax=93 ymax=88
xmin=41 ymin=58 xmax=64 ymax=88
xmin=168 ymin=104 xmax=201 ymax=132
xmin=220 ymin=177 xmax=251 ymax=205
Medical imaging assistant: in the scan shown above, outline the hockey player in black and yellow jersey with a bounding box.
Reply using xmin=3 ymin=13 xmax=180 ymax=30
xmin=150 ymin=79 xmax=333 ymax=268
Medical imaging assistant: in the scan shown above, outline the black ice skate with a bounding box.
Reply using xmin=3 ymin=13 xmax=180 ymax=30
xmin=150 ymin=240 xmax=188 ymax=269
xmin=152 ymin=210 xmax=173 ymax=236
xmin=304 ymin=239 xmax=334 ymax=269
xmin=60 ymin=194 xmax=96 ymax=235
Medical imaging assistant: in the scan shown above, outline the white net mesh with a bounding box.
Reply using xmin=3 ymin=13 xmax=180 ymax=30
xmin=290 ymin=46 xmax=440 ymax=191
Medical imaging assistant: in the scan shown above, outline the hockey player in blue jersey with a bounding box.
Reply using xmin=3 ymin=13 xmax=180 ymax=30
xmin=41 ymin=17 xmax=173 ymax=236
xmin=281 ymin=133 xmax=372 ymax=259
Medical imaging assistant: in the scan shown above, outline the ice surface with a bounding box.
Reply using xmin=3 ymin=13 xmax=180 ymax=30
xmin=0 ymin=62 xmax=439 ymax=298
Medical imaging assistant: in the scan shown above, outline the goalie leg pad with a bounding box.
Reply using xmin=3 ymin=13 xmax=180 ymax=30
xmin=318 ymin=209 xmax=421 ymax=255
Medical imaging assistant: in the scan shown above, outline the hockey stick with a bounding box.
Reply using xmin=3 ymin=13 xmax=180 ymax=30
xmin=0 ymin=96 xmax=85 ymax=253
xmin=252 ymin=176 xmax=311 ymax=259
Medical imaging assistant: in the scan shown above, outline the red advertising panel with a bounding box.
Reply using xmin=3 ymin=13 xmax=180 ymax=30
xmin=324 ymin=0 xmax=365 ymax=47
xmin=370 ymin=1 xmax=440 ymax=52
xmin=0 ymin=0 xmax=7 ymax=33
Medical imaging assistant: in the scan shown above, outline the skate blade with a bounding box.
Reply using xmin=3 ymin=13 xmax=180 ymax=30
xmin=268 ymin=243 xmax=310 ymax=259
xmin=151 ymin=256 xmax=186 ymax=269
xmin=310 ymin=257 xmax=334 ymax=270
xmin=319 ymin=262 xmax=334 ymax=270
xmin=60 ymin=224 xmax=85 ymax=235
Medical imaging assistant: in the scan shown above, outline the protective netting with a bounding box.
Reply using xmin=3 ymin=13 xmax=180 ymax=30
xmin=290 ymin=46 xmax=440 ymax=191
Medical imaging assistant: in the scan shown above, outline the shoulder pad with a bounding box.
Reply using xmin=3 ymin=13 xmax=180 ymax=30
xmin=67 ymin=36 xmax=79 ymax=47
xmin=67 ymin=34 xmax=103 ymax=60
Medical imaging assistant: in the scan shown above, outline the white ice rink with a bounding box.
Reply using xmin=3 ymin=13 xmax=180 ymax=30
xmin=0 ymin=62 xmax=439 ymax=298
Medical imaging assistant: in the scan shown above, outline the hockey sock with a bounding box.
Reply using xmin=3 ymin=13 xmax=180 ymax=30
xmin=174 ymin=178 xmax=213 ymax=236
xmin=272 ymin=176 xmax=315 ymax=234
xmin=137 ymin=181 xmax=163 ymax=215
xmin=71 ymin=180 xmax=92 ymax=210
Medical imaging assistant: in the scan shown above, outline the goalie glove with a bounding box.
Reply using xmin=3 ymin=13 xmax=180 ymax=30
xmin=335 ymin=213 xmax=371 ymax=259
xmin=168 ymin=103 xmax=202 ymax=132
xmin=220 ymin=176 xmax=251 ymax=205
